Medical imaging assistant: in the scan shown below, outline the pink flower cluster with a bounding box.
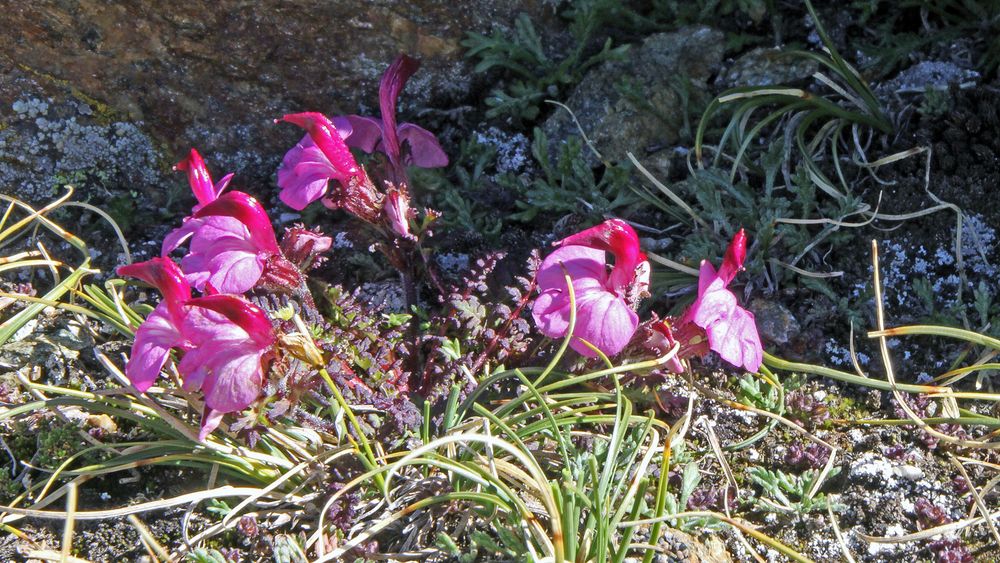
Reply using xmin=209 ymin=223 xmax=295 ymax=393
xmin=120 ymin=258 xmax=274 ymax=441
xmin=122 ymin=150 xmax=329 ymax=440
xmin=276 ymin=54 xmax=447 ymax=241
xmin=532 ymin=221 xmax=762 ymax=372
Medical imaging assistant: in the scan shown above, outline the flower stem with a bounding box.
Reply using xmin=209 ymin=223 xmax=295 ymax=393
xmin=319 ymin=368 xmax=386 ymax=493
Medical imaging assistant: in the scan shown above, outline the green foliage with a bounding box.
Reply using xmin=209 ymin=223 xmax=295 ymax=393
xmin=0 ymin=469 xmax=23 ymax=504
xmin=412 ymin=138 xmax=504 ymax=238
xmin=463 ymin=5 xmax=629 ymax=124
xmin=853 ymin=0 xmax=1000 ymax=78
xmin=502 ymin=129 xmax=637 ymax=222
xmin=638 ymin=155 xmax=869 ymax=299
xmin=918 ymin=86 xmax=954 ymax=117
xmin=33 ymin=422 xmax=88 ymax=468
xmin=636 ymin=0 xmax=904 ymax=311
xmin=661 ymin=461 xmax=727 ymax=532
xmin=736 ymin=373 xmax=780 ymax=412
xmin=748 ymin=466 xmax=843 ymax=514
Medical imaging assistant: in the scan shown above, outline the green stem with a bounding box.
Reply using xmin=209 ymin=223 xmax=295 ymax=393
xmin=319 ymin=368 xmax=386 ymax=492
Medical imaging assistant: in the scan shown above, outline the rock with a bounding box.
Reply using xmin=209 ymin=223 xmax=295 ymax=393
xmin=541 ymin=26 xmax=725 ymax=167
xmin=654 ymin=527 xmax=733 ymax=562
xmin=749 ymin=298 xmax=800 ymax=345
xmin=354 ymin=281 xmax=407 ymax=313
xmin=0 ymin=1 xmax=554 ymax=202
xmin=717 ymin=47 xmax=819 ymax=89
xmin=880 ymin=61 xmax=980 ymax=94
xmin=894 ymin=464 xmax=924 ymax=481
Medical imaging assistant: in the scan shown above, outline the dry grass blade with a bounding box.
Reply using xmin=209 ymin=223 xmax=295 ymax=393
xmin=24 ymin=552 xmax=92 ymax=563
xmin=951 ymin=456 xmax=1000 ymax=548
xmin=0 ymin=486 xmax=296 ymax=522
xmin=128 ymin=514 xmax=170 ymax=562
xmin=61 ymin=482 xmax=77 ymax=563
xmin=827 ymin=500 xmax=856 ymax=563
xmin=869 ymin=240 xmax=1000 ymax=449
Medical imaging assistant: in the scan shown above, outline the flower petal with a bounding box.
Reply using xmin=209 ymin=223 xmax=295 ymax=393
xmin=213 ymin=173 xmax=234 ymax=200
xmin=705 ymin=306 xmax=763 ymax=372
xmin=162 ymin=217 xmax=203 ymax=256
xmin=190 ymin=294 xmax=274 ymax=347
xmin=717 ymin=229 xmax=747 ymax=286
xmin=277 ymin=135 xmax=335 ymax=210
xmin=117 ymin=258 xmax=191 ymax=313
xmin=126 ymin=303 xmax=185 ymax=392
xmin=339 ymin=115 xmax=384 ymax=154
xmin=198 ymin=408 xmax=225 ymax=442
xmin=278 ymin=112 xmax=362 ymax=183
xmin=397 ymin=123 xmax=449 ymax=168
xmin=691 ymin=278 xmax=737 ymax=330
xmin=182 ymin=216 xmax=265 ymax=294
xmin=378 ymin=54 xmax=420 ymax=163
xmin=536 ymin=245 xmax=608 ymax=294
xmin=531 ymin=288 xmax=572 ymax=340
xmin=175 ymin=148 xmax=217 ymax=209
xmin=556 ymin=219 xmax=645 ymax=285
xmin=193 ymin=191 xmax=280 ymax=253
xmin=571 ymin=289 xmax=639 ymax=357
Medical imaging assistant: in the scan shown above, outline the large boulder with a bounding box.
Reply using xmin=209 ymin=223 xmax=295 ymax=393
xmin=541 ymin=26 xmax=725 ymax=167
xmin=0 ymin=1 xmax=552 ymax=205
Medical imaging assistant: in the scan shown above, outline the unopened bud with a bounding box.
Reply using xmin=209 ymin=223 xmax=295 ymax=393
xmin=279 ymin=332 xmax=326 ymax=367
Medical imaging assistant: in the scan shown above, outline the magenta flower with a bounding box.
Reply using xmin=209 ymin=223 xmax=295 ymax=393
xmin=118 ymin=258 xmax=274 ymax=440
xmin=648 ymin=229 xmax=763 ymax=373
xmin=162 ymin=149 xmax=235 ymax=254
xmin=277 ymin=112 xmax=384 ymax=222
xmin=532 ymin=219 xmax=650 ymax=357
xmin=334 ymin=54 xmax=448 ymax=173
xmin=176 ymin=148 xmax=233 ymax=212
xmin=166 ymin=191 xmax=284 ymax=294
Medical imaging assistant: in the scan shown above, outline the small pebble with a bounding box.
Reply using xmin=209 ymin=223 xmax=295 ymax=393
xmin=894 ymin=465 xmax=924 ymax=481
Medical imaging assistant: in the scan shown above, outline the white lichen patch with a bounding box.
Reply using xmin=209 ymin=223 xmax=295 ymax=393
xmin=473 ymin=127 xmax=531 ymax=175
xmin=1 ymin=96 xmax=163 ymax=202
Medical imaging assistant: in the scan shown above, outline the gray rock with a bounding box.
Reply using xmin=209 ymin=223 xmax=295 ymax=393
xmin=0 ymin=90 xmax=163 ymax=205
xmin=354 ymin=281 xmax=407 ymax=313
xmin=749 ymin=298 xmax=800 ymax=345
xmin=881 ymin=61 xmax=980 ymax=94
xmin=541 ymin=26 xmax=725 ymax=167
xmin=0 ymin=1 xmax=556 ymax=193
xmin=718 ymin=47 xmax=819 ymax=89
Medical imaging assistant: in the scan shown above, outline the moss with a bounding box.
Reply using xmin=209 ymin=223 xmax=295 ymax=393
xmin=34 ymin=423 xmax=87 ymax=469
xmin=825 ymin=395 xmax=862 ymax=421
xmin=0 ymin=469 xmax=24 ymax=504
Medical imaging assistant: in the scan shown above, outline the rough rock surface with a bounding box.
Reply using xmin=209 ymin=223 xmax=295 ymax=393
xmin=717 ymin=47 xmax=819 ymax=88
xmin=0 ymin=1 xmax=552 ymax=203
xmin=541 ymin=26 xmax=725 ymax=166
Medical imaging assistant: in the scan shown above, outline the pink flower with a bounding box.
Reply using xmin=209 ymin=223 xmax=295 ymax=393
xmin=118 ymin=258 xmax=274 ymax=440
xmin=532 ymin=219 xmax=650 ymax=357
xmin=334 ymin=54 xmax=448 ymax=173
xmin=161 ymin=149 xmax=234 ymax=254
xmin=164 ymin=150 xmax=305 ymax=294
xmin=166 ymin=191 xmax=283 ymax=294
xmin=648 ymin=229 xmax=763 ymax=372
xmin=277 ymin=112 xmax=383 ymax=222
xmin=175 ymin=148 xmax=233 ymax=212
